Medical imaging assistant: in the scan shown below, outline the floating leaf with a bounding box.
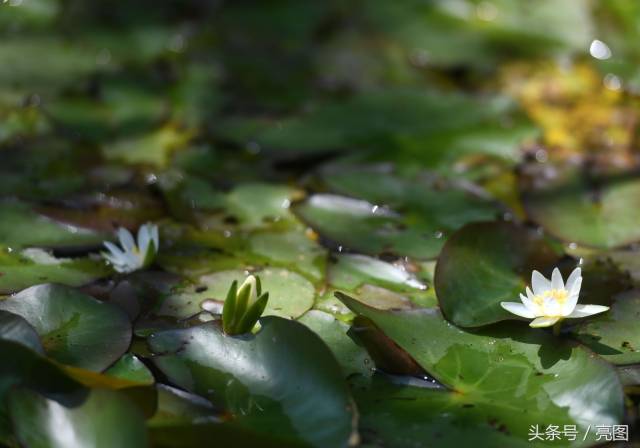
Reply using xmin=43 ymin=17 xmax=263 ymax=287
xmin=9 ymin=388 xmax=148 ymax=448
xmin=0 ymin=310 xmax=43 ymax=354
xmin=247 ymin=230 xmax=326 ymax=283
xmin=0 ymin=248 xmax=110 ymax=294
xmin=148 ymin=384 xmax=220 ymax=427
xmin=338 ymin=293 xmax=624 ymax=445
xmin=149 ymin=318 xmax=357 ymax=448
xmin=294 ymin=194 xmax=442 ymax=259
xmin=571 ymin=290 xmax=640 ymax=365
xmin=105 ymin=353 xmax=154 ymax=385
xmin=158 ymin=268 xmax=315 ymax=320
xmin=435 ymin=221 xmax=559 ymax=327
xmin=523 ymin=172 xmax=640 ymax=249
xmin=298 ymin=310 xmax=373 ymax=378
xmin=0 ymin=201 xmax=105 ymax=249
xmin=0 ymin=284 xmax=131 ymax=371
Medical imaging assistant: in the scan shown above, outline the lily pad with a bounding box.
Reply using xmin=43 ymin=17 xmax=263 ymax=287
xmin=102 ymin=125 xmax=194 ymax=168
xmin=0 ymin=339 xmax=84 ymax=442
xmin=570 ymin=290 xmax=640 ymax=365
xmin=0 ymin=284 xmax=131 ymax=371
xmin=0 ymin=201 xmax=105 ymax=249
xmin=148 ymin=384 xmax=220 ymax=427
xmin=0 ymin=248 xmax=110 ymax=294
xmin=294 ymin=194 xmax=443 ymax=259
xmin=352 ymin=376 xmax=531 ymax=448
xmin=328 ymin=254 xmax=435 ymax=309
xmin=105 ymin=354 xmax=155 ymax=385
xmin=0 ymin=310 xmax=43 ymax=354
xmin=338 ymin=293 xmax=624 ymax=445
xmin=298 ymin=310 xmax=373 ymax=378
xmin=149 ymin=317 xmax=357 ymax=448
xmin=8 ymin=388 xmax=148 ymax=448
xmin=322 ymin=166 xmax=502 ymax=240
xmin=523 ymin=172 xmax=640 ymax=249
xmin=435 ymin=221 xmax=559 ymax=327
xmin=247 ymin=230 xmax=326 ymax=283
xmin=157 ymin=268 xmax=315 ymax=320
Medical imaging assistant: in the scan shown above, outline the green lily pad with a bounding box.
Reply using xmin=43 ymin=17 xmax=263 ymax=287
xmin=0 ymin=310 xmax=43 ymax=354
xmin=435 ymin=221 xmax=559 ymax=327
xmin=47 ymin=80 xmax=166 ymax=141
xmin=220 ymin=89 xmax=529 ymax=161
xmin=224 ymin=183 xmax=302 ymax=230
xmin=157 ymin=268 xmax=315 ymax=320
xmin=148 ymin=384 xmax=220 ymax=427
xmin=8 ymin=388 xmax=148 ymax=448
xmin=298 ymin=310 xmax=373 ymax=378
xmin=247 ymin=230 xmax=326 ymax=283
xmin=571 ymin=290 xmax=640 ymax=365
xmin=352 ymin=376 xmax=531 ymax=448
xmin=338 ymin=293 xmax=624 ymax=445
xmin=294 ymin=194 xmax=443 ymax=259
xmin=0 ymin=248 xmax=110 ymax=294
xmin=149 ymin=317 xmax=357 ymax=448
xmin=523 ymin=172 xmax=640 ymax=249
xmin=322 ymin=166 xmax=502 ymax=240
xmin=105 ymin=354 xmax=154 ymax=385
xmin=102 ymin=125 xmax=193 ymax=168
xmin=328 ymin=254 xmax=436 ymax=309
xmin=0 ymin=201 xmax=105 ymax=249
xmin=149 ymin=422 xmax=306 ymax=448
xmin=0 ymin=284 xmax=131 ymax=371
xmin=0 ymin=339 xmax=84 ymax=442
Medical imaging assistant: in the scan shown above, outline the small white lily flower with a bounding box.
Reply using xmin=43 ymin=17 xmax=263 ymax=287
xmin=102 ymin=223 xmax=159 ymax=273
xmin=500 ymin=267 xmax=609 ymax=328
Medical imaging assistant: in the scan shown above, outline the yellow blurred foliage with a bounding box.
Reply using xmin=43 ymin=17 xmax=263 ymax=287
xmin=502 ymin=61 xmax=639 ymax=166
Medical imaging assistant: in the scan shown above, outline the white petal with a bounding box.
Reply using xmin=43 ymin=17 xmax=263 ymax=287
xmin=519 ymin=293 xmax=537 ymax=314
xmin=529 ymin=316 xmax=560 ymax=328
xmin=561 ymin=278 xmax=582 ymax=316
xmin=103 ymin=241 xmax=124 ymax=258
xmin=565 ymin=267 xmax=581 ymax=293
xmin=117 ymin=228 xmax=136 ymax=251
xmin=501 ymin=302 xmax=537 ymax=319
xmin=566 ymin=304 xmax=609 ymax=318
xmin=551 ymin=267 xmax=564 ymax=290
xmin=561 ymin=294 xmax=580 ymax=317
xmin=138 ymin=225 xmax=150 ymax=255
xmin=531 ymin=270 xmax=551 ymax=295
xmin=101 ymin=252 xmax=120 ymax=266
xmin=151 ymin=224 xmax=159 ymax=249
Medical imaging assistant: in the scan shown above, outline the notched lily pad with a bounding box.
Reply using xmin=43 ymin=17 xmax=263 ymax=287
xmin=0 ymin=284 xmax=132 ymax=371
xmin=435 ymin=221 xmax=559 ymax=327
xmin=338 ymin=293 xmax=624 ymax=446
xmin=149 ymin=317 xmax=358 ymax=448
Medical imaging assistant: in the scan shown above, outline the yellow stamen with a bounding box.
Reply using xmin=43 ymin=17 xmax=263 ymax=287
xmin=533 ymin=289 xmax=568 ymax=305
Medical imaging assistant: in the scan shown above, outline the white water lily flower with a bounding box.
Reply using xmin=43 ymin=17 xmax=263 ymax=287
xmin=500 ymin=267 xmax=609 ymax=328
xmin=102 ymin=223 xmax=159 ymax=273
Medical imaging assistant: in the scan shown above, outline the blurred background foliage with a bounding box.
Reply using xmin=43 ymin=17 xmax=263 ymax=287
xmin=1 ymin=0 xmax=640 ymax=447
